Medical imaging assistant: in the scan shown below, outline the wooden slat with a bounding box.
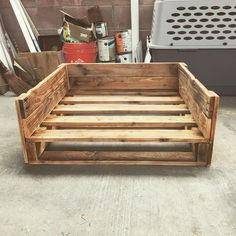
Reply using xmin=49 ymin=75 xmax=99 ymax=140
xmin=42 ymin=115 xmax=196 ymax=128
xmin=15 ymin=100 xmax=29 ymax=163
xmin=25 ymin=141 xmax=38 ymax=161
xmin=52 ymin=104 xmax=189 ymax=115
xmin=72 ymin=76 xmax=178 ymax=90
xmin=178 ymin=64 xmax=215 ymax=118
xmin=67 ymin=63 xmax=179 ymax=77
xmin=199 ymin=93 xmax=219 ymax=165
xmin=17 ymin=66 xmax=69 ymax=138
xmin=29 ymin=159 xmax=206 ymax=166
xmin=61 ymin=96 xmax=184 ymax=105
xmin=178 ymin=64 xmax=213 ymax=138
xmin=29 ymin=129 xmax=207 ymax=143
xmin=207 ymin=93 xmax=219 ymax=165
xmin=40 ymin=150 xmax=195 ymax=162
xmin=67 ymin=89 xmax=179 ymax=96
xmin=18 ymin=65 xmax=68 ymax=118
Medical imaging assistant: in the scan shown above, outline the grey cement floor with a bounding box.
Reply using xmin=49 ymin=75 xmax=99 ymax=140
xmin=0 ymin=94 xmax=236 ymax=236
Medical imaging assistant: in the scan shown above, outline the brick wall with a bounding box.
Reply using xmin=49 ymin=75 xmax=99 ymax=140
xmin=0 ymin=0 xmax=155 ymax=52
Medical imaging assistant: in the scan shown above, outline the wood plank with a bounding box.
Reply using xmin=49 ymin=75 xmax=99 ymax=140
xmin=67 ymin=89 xmax=179 ymax=96
xmin=52 ymin=104 xmax=189 ymax=115
xmin=29 ymin=129 xmax=207 ymax=143
xmin=67 ymin=63 xmax=179 ymax=77
xmin=42 ymin=115 xmax=196 ymax=128
xmin=29 ymin=159 xmax=206 ymax=166
xmin=40 ymin=150 xmax=195 ymax=161
xmin=61 ymin=96 xmax=184 ymax=105
xmin=15 ymin=100 xmax=29 ymax=163
xmin=178 ymin=64 xmax=215 ymax=118
xmin=22 ymin=82 xmax=68 ymax=138
xmin=18 ymin=65 xmax=68 ymax=118
xmin=17 ymin=66 xmax=69 ymax=138
xmin=72 ymin=76 xmax=178 ymax=90
xmin=25 ymin=141 xmax=38 ymax=161
xmin=198 ymin=93 xmax=219 ymax=166
xmin=178 ymin=64 xmax=213 ymax=139
xmin=206 ymin=93 xmax=219 ymax=165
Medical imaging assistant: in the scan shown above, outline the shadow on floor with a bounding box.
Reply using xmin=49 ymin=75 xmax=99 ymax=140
xmin=19 ymin=162 xmax=212 ymax=178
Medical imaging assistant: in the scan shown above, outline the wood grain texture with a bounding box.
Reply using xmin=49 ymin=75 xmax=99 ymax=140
xmin=178 ymin=64 xmax=215 ymax=118
xmin=196 ymin=94 xmax=219 ymax=165
xmin=206 ymin=93 xmax=220 ymax=165
xmin=178 ymin=64 xmax=213 ymax=139
xmin=42 ymin=115 xmax=196 ymax=128
xmin=18 ymin=65 xmax=68 ymax=118
xmin=15 ymin=100 xmax=29 ymax=163
xmin=29 ymin=159 xmax=206 ymax=166
xmin=52 ymin=104 xmax=190 ymax=115
xmin=29 ymin=129 xmax=207 ymax=143
xmin=67 ymin=89 xmax=179 ymax=96
xmin=71 ymin=76 xmax=178 ymax=90
xmin=61 ymin=95 xmax=184 ymax=105
xmin=67 ymin=63 xmax=179 ymax=77
xmin=17 ymin=66 xmax=69 ymax=138
xmin=25 ymin=141 xmax=38 ymax=161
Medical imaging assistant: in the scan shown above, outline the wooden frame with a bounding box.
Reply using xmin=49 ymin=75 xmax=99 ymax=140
xmin=15 ymin=63 xmax=219 ymax=166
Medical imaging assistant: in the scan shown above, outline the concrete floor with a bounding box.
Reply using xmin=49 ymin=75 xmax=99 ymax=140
xmin=0 ymin=94 xmax=236 ymax=236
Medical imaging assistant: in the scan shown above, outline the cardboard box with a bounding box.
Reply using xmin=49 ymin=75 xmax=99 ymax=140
xmin=68 ymin=22 xmax=95 ymax=43
xmin=14 ymin=51 xmax=60 ymax=86
xmin=60 ymin=10 xmax=96 ymax=42
xmin=60 ymin=10 xmax=90 ymax=28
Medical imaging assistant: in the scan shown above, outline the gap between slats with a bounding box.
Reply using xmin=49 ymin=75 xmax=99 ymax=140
xmin=40 ymin=150 xmax=195 ymax=162
xmin=67 ymin=89 xmax=179 ymax=96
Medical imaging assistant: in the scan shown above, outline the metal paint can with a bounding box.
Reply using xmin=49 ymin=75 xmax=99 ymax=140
xmin=116 ymin=53 xmax=132 ymax=63
xmin=95 ymin=22 xmax=108 ymax=39
xmin=115 ymin=30 xmax=132 ymax=54
xmin=98 ymin=37 xmax=116 ymax=62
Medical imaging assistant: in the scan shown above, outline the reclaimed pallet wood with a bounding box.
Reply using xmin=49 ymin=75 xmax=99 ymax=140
xmin=52 ymin=104 xmax=189 ymax=115
xmin=15 ymin=63 xmax=219 ymax=166
xmin=28 ymin=129 xmax=207 ymax=143
xmin=42 ymin=115 xmax=196 ymax=128
xmin=60 ymin=95 xmax=185 ymax=105
xmin=67 ymin=89 xmax=179 ymax=96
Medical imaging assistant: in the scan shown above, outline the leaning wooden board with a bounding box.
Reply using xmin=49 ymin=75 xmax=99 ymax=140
xmin=15 ymin=63 xmax=219 ymax=166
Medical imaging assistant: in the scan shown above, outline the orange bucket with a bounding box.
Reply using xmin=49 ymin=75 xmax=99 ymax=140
xmin=63 ymin=41 xmax=97 ymax=63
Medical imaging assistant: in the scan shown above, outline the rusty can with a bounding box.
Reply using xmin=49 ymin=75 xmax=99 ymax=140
xmin=115 ymin=30 xmax=132 ymax=54
xmin=95 ymin=22 xmax=108 ymax=39
xmin=98 ymin=37 xmax=116 ymax=62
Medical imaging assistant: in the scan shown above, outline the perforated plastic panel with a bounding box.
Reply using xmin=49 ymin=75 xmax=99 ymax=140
xmin=150 ymin=0 xmax=236 ymax=49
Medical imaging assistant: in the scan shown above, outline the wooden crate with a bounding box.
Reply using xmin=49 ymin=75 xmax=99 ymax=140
xmin=15 ymin=63 xmax=219 ymax=166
